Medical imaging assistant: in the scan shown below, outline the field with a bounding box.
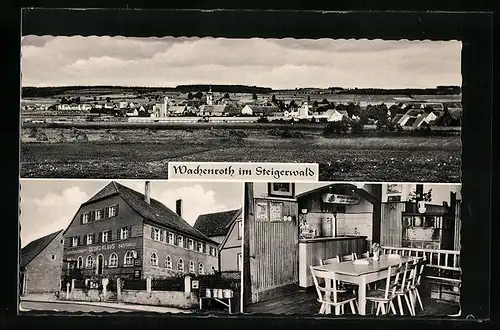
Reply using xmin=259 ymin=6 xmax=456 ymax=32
xmin=20 ymin=128 xmax=461 ymax=182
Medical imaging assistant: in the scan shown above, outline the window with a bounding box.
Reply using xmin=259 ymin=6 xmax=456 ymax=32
xmin=77 ymin=256 xmax=83 ymax=269
xmin=199 ymin=263 xmax=205 ymax=275
xmin=168 ymin=233 xmax=174 ymax=245
xmin=189 ymin=260 xmax=194 ymax=273
xmin=108 ymin=205 xmax=117 ymax=217
xmin=51 ymin=254 xmax=56 ymax=260
xmin=237 ymin=253 xmax=243 ymax=272
xmin=60 ymin=239 xmax=64 ymax=245
xmin=188 ymin=239 xmax=194 ymax=250
xmin=86 ymin=255 xmax=94 ymax=268
xmin=150 ymin=253 xmax=158 ymax=267
xmin=165 ymin=255 xmax=172 ymax=269
xmin=101 ymin=231 xmax=109 ymax=243
xmin=109 ymin=253 xmax=118 ymax=267
xmin=95 ymin=209 xmax=103 ymax=220
xmin=177 ymin=236 xmax=184 ymax=247
xmin=82 ymin=213 xmax=89 ymax=224
xmin=197 ymin=242 xmax=204 ymax=253
xmin=124 ymin=251 xmax=134 ymax=266
xmin=72 ymin=237 xmax=78 ymax=247
xmin=86 ymin=234 xmax=93 ymax=245
xmin=177 ymin=258 xmax=184 ymax=271
xmin=237 ymin=221 xmax=242 ymax=240
xmin=210 ymin=246 xmax=216 ymax=257
xmin=120 ymin=227 xmax=130 ymax=240
xmin=153 ymin=228 xmax=161 ymax=241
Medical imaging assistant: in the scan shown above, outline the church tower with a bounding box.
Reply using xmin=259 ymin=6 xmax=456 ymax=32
xmin=206 ymin=86 xmax=213 ymax=106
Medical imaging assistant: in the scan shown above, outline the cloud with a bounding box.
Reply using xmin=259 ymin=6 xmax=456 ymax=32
xmin=156 ymin=185 xmax=227 ymax=226
xmin=20 ymin=186 xmax=90 ymax=248
xmin=20 ymin=36 xmax=462 ymax=89
xmin=116 ymin=181 xmax=229 ymax=226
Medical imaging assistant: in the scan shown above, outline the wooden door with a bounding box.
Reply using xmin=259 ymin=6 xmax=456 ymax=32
xmin=248 ymin=198 xmax=299 ymax=304
xmin=380 ymin=202 xmax=405 ymax=247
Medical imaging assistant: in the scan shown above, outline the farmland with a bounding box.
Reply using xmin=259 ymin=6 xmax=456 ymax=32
xmin=20 ymin=127 xmax=461 ymax=182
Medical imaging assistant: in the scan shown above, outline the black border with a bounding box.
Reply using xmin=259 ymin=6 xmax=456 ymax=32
xmin=5 ymin=7 xmax=493 ymax=330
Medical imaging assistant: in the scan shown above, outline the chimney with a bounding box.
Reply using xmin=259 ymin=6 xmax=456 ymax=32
xmin=176 ymin=199 xmax=182 ymax=217
xmin=144 ymin=181 xmax=151 ymax=205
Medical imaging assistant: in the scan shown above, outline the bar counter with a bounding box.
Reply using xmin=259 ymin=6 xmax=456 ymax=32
xmin=298 ymin=235 xmax=368 ymax=288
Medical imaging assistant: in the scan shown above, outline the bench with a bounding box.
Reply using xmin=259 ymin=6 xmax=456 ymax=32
xmin=382 ymin=246 xmax=461 ymax=303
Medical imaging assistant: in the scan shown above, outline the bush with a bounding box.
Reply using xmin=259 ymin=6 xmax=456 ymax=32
xmin=351 ymin=121 xmax=365 ymax=134
xmin=29 ymin=128 xmax=38 ymax=138
xmin=323 ymin=120 xmax=349 ymax=135
xmin=152 ymin=278 xmax=185 ymax=291
xmin=36 ymin=131 xmax=49 ymax=141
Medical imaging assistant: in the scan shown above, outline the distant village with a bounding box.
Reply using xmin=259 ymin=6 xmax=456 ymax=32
xmin=22 ymin=87 xmax=462 ymax=128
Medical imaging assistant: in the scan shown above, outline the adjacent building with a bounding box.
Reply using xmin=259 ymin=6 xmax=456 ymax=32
xmin=20 ymin=230 xmax=64 ymax=295
xmin=61 ymin=181 xmax=219 ymax=281
xmin=194 ymin=209 xmax=243 ymax=272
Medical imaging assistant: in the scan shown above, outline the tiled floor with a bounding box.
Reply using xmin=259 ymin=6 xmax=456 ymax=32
xmin=245 ymin=284 xmax=460 ymax=316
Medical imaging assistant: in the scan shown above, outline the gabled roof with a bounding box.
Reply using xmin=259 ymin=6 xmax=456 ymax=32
xmin=392 ymin=114 xmax=404 ymax=123
xmin=200 ymin=105 xmax=227 ymax=114
xmin=20 ymin=230 xmax=63 ymax=269
xmin=193 ymin=209 xmax=241 ymax=237
xmin=245 ymin=105 xmax=279 ymax=114
xmin=83 ymin=182 xmax=217 ymax=244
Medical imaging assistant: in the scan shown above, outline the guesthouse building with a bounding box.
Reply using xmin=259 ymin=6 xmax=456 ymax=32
xmin=61 ymin=181 xmax=219 ymax=282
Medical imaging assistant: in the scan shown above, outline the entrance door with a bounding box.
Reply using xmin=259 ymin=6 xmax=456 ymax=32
xmin=248 ymin=198 xmax=299 ymax=304
xmin=97 ymin=255 xmax=104 ymax=275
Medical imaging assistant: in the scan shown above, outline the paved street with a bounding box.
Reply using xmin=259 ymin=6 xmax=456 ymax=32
xmin=20 ymin=301 xmax=139 ymax=313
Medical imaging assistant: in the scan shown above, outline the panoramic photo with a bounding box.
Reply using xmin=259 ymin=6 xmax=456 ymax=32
xmin=20 ymin=37 xmax=462 ymax=182
xmin=19 ymin=179 xmax=243 ymax=314
xmin=242 ymin=182 xmax=462 ymax=317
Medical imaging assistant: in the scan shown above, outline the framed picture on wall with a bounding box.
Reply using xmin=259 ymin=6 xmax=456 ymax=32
xmin=387 ymin=184 xmax=402 ymax=194
xmin=268 ymin=183 xmax=295 ymax=198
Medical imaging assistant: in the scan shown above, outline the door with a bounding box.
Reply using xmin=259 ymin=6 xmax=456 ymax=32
xmin=97 ymin=255 xmax=104 ymax=275
xmin=249 ymin=198 xmax=299 ymax=304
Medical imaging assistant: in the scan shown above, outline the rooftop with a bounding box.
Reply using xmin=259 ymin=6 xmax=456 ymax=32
xmin=83 ymin=182 xmax=216 ymax=244
xmin=194 ymin=209 xmax=241 ymax=237
xmin=21 ymin=230 xmax=63 ymax=269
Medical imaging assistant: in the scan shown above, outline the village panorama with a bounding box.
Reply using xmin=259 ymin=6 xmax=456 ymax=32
xmin=20 ymin=84 xmax=462 ymax=182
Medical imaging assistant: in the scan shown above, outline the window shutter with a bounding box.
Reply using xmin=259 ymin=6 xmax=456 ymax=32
xmin=117 ymin=228 xmax=121 ymax=240
xmin=92 ymin=233 xmax=96 ymax=243
xmin=108 ymin=230 xmax=113 ymax=241
xmin=91 ymin=211 xmax=95 ymax=222
xmin=203 ymin=243 xmax=206 ymax=254
xmin=104 ymin=207 xmax=109 ymax=219
xmin=80 ymin=214 xmax=84 ymax=224
xmin=115 ymin=204 xmax=119 ymax=216
xmin=160 ymin=230 xmax=164 ymax=242
xmin=128 ymin=227 xmax=132 ymax=238
xmin=151 ymin=227 xmax=155 ymax=239
xmin=98 ymin=232 xmax=103 ymax=243
xmin=77 ymin=236 xmax=81 ymax=246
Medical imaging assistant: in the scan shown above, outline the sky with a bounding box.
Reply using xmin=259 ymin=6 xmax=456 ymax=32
xmin=20 ymin=36 xmax=462 ymax=89
xmin=19 ymin=179 xmax=242 ymax=248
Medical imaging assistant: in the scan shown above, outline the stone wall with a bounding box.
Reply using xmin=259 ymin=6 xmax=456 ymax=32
xmin=66 ymin=288 xmax=116 ymax=302
xmin=120 ymin=290 xmax=197 ymax=309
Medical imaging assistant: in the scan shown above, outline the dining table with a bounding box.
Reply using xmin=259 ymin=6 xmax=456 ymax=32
xmin=315 ymin=254 xmax=418 ymax=315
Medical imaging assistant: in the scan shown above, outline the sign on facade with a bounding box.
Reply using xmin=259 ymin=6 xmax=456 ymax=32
xmin=192 ymin=280 xmax=199 ymax=289
xmin=321 ymin=193 xmax=360 ymax=205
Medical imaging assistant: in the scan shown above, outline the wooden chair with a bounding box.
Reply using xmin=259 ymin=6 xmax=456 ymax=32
xmin=365 ymin=264 xmax=403 ymax=316
xmin=319 ymin=256 xmax=347 ymax=293
xmin=342 ymin=253 xmax=355 ymax=261
xmin=360 ymin=251 xmax=370 ymax=259
xmin=410 ymin=256 xmax=427 ymax=314
xmin=310 ymin=266 xmax=357 ymax=315
xmin=394 ymin=259 xmax=418 ymax=316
